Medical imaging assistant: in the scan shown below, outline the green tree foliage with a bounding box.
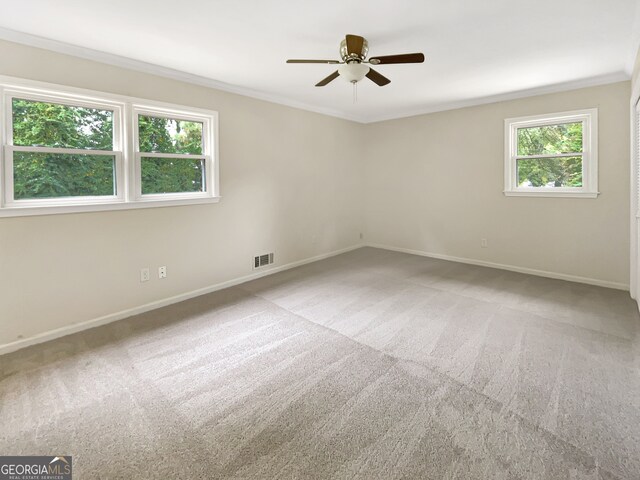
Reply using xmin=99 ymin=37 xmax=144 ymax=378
xmin=141 ymin=157 xmax=204 ymax=194
xmin=516 ymin=122 xmax=583 ymax=187
xmin=14 ymin=152 xmax=115 ymax=198
xmin=138 ymin=115 xmax=202 ymax=154
xmin=138 ymin=116 xmax=204 ymax=194
xmin=12 ymin=99 xmax=114 ymax=198
xmin=12 ymin=100 xmax=205 ymax=199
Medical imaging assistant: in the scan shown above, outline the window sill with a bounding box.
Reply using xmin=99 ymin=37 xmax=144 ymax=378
xmin=0 ymin=196 xmax=221 ymax=218
xmin=503 ymin=190 xmax=599 ymax=198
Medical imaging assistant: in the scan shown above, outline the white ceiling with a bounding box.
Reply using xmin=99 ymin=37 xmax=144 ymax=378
xmin=0 ymin=0 xmax=639 ymax=123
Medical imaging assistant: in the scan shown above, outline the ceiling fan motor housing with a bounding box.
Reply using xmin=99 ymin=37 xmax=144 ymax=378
xmin=286 ymin=34 xmax=424 ymax=87
xmin=340 ymin=38 xmax=368 ymax=63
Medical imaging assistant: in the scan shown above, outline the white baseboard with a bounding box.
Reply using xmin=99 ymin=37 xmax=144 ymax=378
xmin=0 ymin=244 xmax=363 ymax=356
xmin=3 ymin=242 xmax=628 ymax=356
xmin=365 ymin=243 xmax=630 ymax=291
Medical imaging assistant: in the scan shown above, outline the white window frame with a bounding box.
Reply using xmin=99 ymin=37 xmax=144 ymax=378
xmin=0 ymin=75 xmax=219 ymax=217
xmin=2 ymin=89 xmax=125 ymax=209
xmin=132 ymin=105 xmax=215 ymax=202
xmin=504 ymin=108 xmax=598 ymax=198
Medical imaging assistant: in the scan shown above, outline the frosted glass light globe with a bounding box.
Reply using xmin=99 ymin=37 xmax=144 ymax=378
xmin=338 ymin=63 xmax=370 ymax=83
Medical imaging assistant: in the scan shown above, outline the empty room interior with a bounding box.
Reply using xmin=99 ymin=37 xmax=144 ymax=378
xmin=2 ymin=1 xmax=640 ymax=478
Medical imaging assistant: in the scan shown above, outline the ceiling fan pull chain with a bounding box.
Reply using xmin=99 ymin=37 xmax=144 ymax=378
xmin=353 ymin=81 xmax=357 ymax=103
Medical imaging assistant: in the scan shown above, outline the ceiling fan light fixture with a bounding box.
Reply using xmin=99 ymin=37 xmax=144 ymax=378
xmin=338 ymin=63 xmax=370 ymax=83
xmin=286 ymin=34 xmax=425 ymax=88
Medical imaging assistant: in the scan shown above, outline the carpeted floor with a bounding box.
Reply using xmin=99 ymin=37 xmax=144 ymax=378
xmin=1 ymin=247 xmax=639 ymax=479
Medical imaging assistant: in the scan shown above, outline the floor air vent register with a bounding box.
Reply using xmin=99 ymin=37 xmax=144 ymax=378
xmin=254 ymin=253 xmax=274 ymax=269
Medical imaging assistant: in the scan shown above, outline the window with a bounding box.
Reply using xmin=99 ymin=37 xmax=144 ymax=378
xmin=133 ymin=108 xmax=214 ymax=200
xmin=504 ymin=109 xmax=598 ymax=198
xmin=5 ymin=95 xmax=123 ymax=207
xmin=0 ymin=77 xmax=219 ymax=217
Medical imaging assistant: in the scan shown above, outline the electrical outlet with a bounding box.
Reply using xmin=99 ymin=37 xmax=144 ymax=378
xmin=140 ymin=268 xmax=150 ymax=282
xmin=481 ymin=238 xmax=488 ymax=248
xmin=158 ymin=266 xmax=167 ymax=279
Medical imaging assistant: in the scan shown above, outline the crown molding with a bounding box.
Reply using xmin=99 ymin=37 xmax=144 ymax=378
xmin=625 ymin=0 xmax=640 ymax=75
xmin=0 ymin=26 xmax=632 ymax=125
xmin=0 ymin=27 xmax=363 ymax=123
xmin=363 ymin=71 xmax=630 ymax=123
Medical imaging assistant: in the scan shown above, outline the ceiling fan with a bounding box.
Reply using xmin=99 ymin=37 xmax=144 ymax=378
xmin=287 ymin=34 xmax=424 ymax=87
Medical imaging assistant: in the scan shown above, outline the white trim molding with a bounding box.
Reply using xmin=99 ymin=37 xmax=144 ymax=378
xmin=626 ymin=0 xmax=640 ymax=75
xmin=0 ymin=27 xmax=631 ymax=124
xmin=365 ymin=243 xmax=629 ymax=291
xmin=504 ymin=108 xmax=598 ymax=198
xmin=0 ymin=74 xmax=220 ymax=217
xmin=0 ymin=244 xmax=363 ymax=356
xmin=131 ymin=103 xmax=217 ymax=202
xmin=630 ymin=81 xmax=640 ymax=302
xmin=0 ymin=241 xmax=630 ymax=356
xmin=0 ymin=27 xmax=364 ymax=124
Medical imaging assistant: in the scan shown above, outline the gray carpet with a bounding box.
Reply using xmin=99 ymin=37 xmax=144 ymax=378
xmin=1 ymin=247 xmax=639 ymax=479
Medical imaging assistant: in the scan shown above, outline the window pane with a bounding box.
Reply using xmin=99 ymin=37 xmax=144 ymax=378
xmin=517 ymin=156 xmax=582 ymax=188
xmin=12 ymin=98 xmax=113 ymax=150
xmin=13 ymin=152 xmax=116 ymax=199
xmin=517 ymin=122 xmax=582 ymax=156
xmin=138 ymin=115 xmax=203 ymax=155
xmin=141 ymin=157 xmax=205 ymax=194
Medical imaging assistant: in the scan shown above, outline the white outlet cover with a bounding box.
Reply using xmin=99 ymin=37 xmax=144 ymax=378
xmin=140 ymin=268 xmax=150 ymax=282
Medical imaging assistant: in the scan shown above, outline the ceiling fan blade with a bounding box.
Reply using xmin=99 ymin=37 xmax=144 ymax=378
xmin=368 ymin=53 xmax=425 ymax=65
xmin=287 ymin=59 xmax=341 ymax=64
xmin=366 ymin=68 xmax=391 ymax=86
xmin=345 ymin=34 xmax=365 ymax=55
xmin=315 ymin=70 xmax=340 ymax=87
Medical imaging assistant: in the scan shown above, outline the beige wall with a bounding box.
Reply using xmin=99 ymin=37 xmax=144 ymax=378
xmin=633 ymin=47 xmax=640 ymax=90
xmin=363 ymin=82 xmax=631 ymax=286
xmin=0 ymin=40 xmax=365 ymax=347
xmin=0 ymin=39 xmax=633 ymax=350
